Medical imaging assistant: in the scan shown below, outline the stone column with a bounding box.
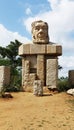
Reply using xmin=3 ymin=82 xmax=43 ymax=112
xmin=69 ymin=70 xmax=74 ymax=86
xmin=22 ymin=58 xmax=30 ymax=86
xmin=37 ymin=55 xmax=45 ymax=86
xmin=46 ymin=58 xmax=58 ymax=89
xmin=0 ymin=66 xmax=10 ymax=92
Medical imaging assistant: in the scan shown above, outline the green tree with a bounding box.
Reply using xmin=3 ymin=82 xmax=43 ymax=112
xmin=0 ymin=40 xmax=22 ymax=91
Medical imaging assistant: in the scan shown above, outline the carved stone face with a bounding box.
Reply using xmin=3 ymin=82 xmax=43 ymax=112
xmin=31 ymin=20 xmax=49 ymax=44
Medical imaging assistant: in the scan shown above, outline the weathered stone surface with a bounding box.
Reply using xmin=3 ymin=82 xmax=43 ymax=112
xmin=22 ymin=58 xmax=25 ymax=86
xmin=33 ymin=80 xmax=43 ymax=96
xmin=31 ymin=20 xmax=49 ymax=44
xmin=24 ymin=60 xmax=30 ymax=74
xmin=24 ymin=55 xmax=37 ymax=69
xmin=69 ymin=70 xmax=74 ymax=86
xmin=67 ymin=89 xmax=74 ymax=96
xmin=22 ymin=59 xmax=30 ymax=86
xmin=0 ymin=66 xmax=10 ymax=92
xmin=2 ymin=92 xmax=13 ymax=98
xmin=30 ymin=44 xmax=46 ymax=54
xmin=19 ymin=44 xmax=62 ymax=56
xmin=19 ymin=44 xmax=30 ymax=55
xmin=46 ymin=58 xmax=58 ymax=88
xmin=23 ymin=73 xmax=36 ymax=91
xmin=37 ymin=55 xmax=45 ymax=86
xmin=46 ymin=45 xmax=62 ymax=56
xmin=18 ymin=20 xmax=62 ymax=90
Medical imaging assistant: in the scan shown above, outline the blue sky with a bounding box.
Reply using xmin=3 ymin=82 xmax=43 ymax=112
xmin=0 ymin=0 xmax=74 ymax=77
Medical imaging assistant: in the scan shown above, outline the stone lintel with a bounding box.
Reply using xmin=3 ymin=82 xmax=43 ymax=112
xmin=18 ymin=44 xmax=30 ymax=55
xmin=46 ymin=45 xmax=62 ymax=56
xmin=30 ymin=44 xmax=46 ymax=54
xmin=19 ymin=43 xmax=62 ymax=56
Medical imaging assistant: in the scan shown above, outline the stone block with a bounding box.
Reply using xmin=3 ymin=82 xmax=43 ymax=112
xmin=30 ymin=44 xmax=46 ymax=54
xmin=18 ymin=44 xmax=30 ymax=55
xmin=24 ymin=60 xmax=30 ymax=74
xmin=23 ymin=73 xmax=36 ymax=91
xmin=46 ymin=45 xmax=62 ymax=56
xmin=37 ymin=55 xmax=45 ymax=86
xmin=33 ymin=80 xmax=43 ymax=96
xmin=69 ymin=70 xmax=74 ymax=86
xmin=0 ymin=66 xmax=10 ymax=92
xmin=19 ymin=43 xmax=62 ymax=56
xmin=22 ymin=59 xmax=30 ymax=86
xmin=46 ymin=58 xmax=58 ymax=88
xmin=56 ymin=45 xmax=62 ymax=55
xmin=25 ymin=55 xmax=37 ymax=69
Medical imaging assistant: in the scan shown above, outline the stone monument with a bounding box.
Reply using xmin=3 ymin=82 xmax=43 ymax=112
xmin=19 ymin=20 xmax=62 ymax=92
xmin=0 ymin=66 xmax=10 ymax=92
xmin=68 ymin=70 xmax=74 ymax=87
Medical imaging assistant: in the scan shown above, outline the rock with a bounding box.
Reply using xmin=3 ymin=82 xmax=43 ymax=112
xmin=33 ymin=80 xmax=43 ymax=96
xmin=2 ymin=92 xmax=13 ymax=98
xmin=67 ymin=89 xmax=74 ymax=96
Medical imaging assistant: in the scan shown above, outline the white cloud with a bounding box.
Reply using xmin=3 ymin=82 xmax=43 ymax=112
xmin=59 ymin=56 xmax=74 ymax=77
xmin=25 ymin=8 xmax=32 ymax=15
xmin=23 ymin=0 xmax=74 ymax=77
xmin=0 ymin=24 xmax=30 ymax=47
xmin=47 ymin=0 xmax=60 ymax=10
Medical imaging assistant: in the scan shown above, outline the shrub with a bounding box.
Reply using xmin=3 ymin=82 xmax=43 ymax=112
xmin=57 ymin=77 xmax=69 ymax=92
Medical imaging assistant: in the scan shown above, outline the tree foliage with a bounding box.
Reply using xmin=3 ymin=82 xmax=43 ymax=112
xmin=0 ymin=40 xmax=22 ymax=91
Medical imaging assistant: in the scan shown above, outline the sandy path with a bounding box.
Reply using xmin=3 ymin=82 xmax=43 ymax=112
xmin=0 ymin=92 xmax=74 ymax=130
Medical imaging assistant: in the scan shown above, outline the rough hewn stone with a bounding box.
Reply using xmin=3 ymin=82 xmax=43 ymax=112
xmin=37 ymin=55 xmax=45 ymax=86
xmin=0 ymin=66 xmax=10 ymax=92
xmin=46 ymin=58 xmax=58 ymax=88
xmin=24 ymin=60 xmax=30 ymax=74
xmin=67 ymin=89 xmax=74 ymax=96
xmin=69 ymin=70 xmax=74 ymax=86
xmin=19 ymin=44 xmax=30 ymax=55
xmin=30 ymin=44 xmax=46 ymax=54
xmin=46 ymin=45 xmax=62 ymax=56
xmin=33 ymin=80 xmax=43 ymax=96
xmin=23 ymin=73 xmax=36 ymax=91
xmin=19 ymin=44 xmax=62 ymax=56
xmin=22 ymin=59 xmax=30 ymax=86
xmin=24 ymin=55 xmax=37 ymax=69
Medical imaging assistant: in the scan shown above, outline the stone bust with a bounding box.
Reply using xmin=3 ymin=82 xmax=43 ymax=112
xmin=31 ymin=20 xmax=49 ymax=44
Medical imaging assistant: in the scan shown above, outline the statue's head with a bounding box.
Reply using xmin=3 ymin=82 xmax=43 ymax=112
xmin=31 ymin=20 xmax=49 ymax=44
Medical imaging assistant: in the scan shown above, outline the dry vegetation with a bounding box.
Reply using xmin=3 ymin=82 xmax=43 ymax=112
xmin=0 ymin=90 xmax=74 ymax=130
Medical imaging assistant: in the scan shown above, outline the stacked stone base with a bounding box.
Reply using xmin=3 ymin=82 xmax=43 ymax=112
xmin=19 ymin=43 xmax=62 ymax=92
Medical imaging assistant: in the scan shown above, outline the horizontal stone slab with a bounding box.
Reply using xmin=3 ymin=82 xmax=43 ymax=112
xmin=18 ymin=44 xmax=30 ymax=55
xmin=46 ymin=45 xmax=62 ymax=56
xmin=19 ymin=43 xmax=62 ymax=56
xmin=19 ymin=44 xmax=46 ymax=55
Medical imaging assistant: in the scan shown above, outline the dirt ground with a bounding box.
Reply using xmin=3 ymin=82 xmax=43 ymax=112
xmin=0 ymin=90 xmax=74 ymax=130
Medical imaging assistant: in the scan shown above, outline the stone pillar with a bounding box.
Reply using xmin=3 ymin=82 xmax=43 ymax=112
xmin=69 ymin=70 xmax=74 ymax=86
xmin=22 ymin=58 xmax=36 ymax=91
xmin=33 ymin=80 xmax=43 ymax=96
xmin=46 ymin=58 xmax=58 ymax=89
xmin=0 ymin=66 xmax=10 ymax=92
xmin=22 ymin=58 xmax=25 ymax=86
xmin=37 ymin=55 xmax=45 ymax=86
xmin=22 ymin=58 xmax=30 ymax=86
